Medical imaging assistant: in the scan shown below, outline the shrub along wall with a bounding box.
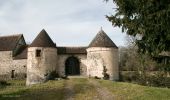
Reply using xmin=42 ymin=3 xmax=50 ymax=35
xmin=120 ymin=71 xmax=170 ymax=88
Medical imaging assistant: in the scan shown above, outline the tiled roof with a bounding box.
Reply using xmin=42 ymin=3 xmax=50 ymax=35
xmin=29 ymin=29 xmax=56 ymax=47
xmin=58 ymin=47 xmax=87 ymax=54
xmin=0 ymin=34 xmax=23 ymax=51
xmin=89 ymin=29 xmax=118 ymax=48
xmin=13 ymin=45 xmax=28 ymax=59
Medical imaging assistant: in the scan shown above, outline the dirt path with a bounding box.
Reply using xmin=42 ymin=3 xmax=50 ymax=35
xmin=89 ymin=79 xmax=114 ymax=100
xmin=63 ymin=78 xmax=114 ymax=100
xmin=63 ymin=80 xmax=75 ymax=100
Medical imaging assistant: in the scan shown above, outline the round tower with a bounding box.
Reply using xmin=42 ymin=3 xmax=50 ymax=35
xmin=26 ymin=29 xmax=57 ymax=85
xmin=87 ymin=29 xmax=119 ymax=80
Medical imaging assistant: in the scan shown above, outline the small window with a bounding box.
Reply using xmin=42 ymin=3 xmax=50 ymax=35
xmin=11 ymin=70 xmax=15 ymax=78
xmin=24 ymin=74 xmax=27 ymax=78
xmin=36 ymin=49 xmax=41 ymax=57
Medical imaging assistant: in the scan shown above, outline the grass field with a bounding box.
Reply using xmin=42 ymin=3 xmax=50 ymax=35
xmin=0 ymin=78 xmax=170 ymax=100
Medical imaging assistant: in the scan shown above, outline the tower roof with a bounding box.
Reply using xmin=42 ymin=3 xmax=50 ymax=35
xmin=89 ymin=29 xmax=118 ymax=48
xmin=30 ymin=29 xmax=56 ymax=47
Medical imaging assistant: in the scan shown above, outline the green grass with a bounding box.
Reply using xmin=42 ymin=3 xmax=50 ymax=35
xmin=0 ymin=79 xmax=170 ymax=100
xmin=97 ymin=80 xmax=170 ymax=100
xmin=0 ymin=80 xmax=65 ymax=100
xmin=70 ymin=78 xmax=98 ymax=100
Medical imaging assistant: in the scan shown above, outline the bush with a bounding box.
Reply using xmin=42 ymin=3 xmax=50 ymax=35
xmin=0 ymin=80 xmax=9 ymax=86
xmin=120 ymin=71 xmax=170 ymax=88
xmin=145 ymin=74 xmax=170 ymax=88
xmin=102 ymin=66 xmax=110 ymax=80
xmin=47 ymin=71 xmax=59 ymax=80
xmin=94 ymin=76 xmax=101 ymax=79
xmin=103 ymin=73 xmax=110 ymax=80
xmin=61 ymin=75 xmax=68 ymax=79
xmin=120 ymin=71 xmax=139 ymax=82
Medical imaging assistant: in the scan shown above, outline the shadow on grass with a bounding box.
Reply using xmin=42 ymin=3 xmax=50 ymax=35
xmin=0 ymin=79 xmax=98 ymax=100
xmin=0 ymin=81 xmax=11 ymax=90
xmin=0 ymin=80 xmax=66 ymax=100
xmin=0 ymin=87 xmax=65 ymax=100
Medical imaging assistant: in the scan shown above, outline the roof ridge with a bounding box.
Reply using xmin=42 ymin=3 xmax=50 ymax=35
xmin=0 ymin=34 xmax=23 ymax=38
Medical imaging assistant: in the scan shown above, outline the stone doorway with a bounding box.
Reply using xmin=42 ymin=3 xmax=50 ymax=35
xmin=65 ymin=56 xmax=80 ymax=75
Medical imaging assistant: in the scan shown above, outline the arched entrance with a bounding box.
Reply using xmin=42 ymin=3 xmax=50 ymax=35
xmin=65 ymin=56 xmax=80 ymax=75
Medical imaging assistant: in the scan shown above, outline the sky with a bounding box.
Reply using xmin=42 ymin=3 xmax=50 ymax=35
xmin=0 ymin=0 xmax=126 ymax=46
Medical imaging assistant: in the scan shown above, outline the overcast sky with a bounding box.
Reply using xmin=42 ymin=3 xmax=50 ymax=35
xmin=0 ymin=0 xmax=126 ymax=46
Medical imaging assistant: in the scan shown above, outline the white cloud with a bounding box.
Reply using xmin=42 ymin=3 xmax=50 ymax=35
xmin=0 ymin=0 xmax=126 ymax=46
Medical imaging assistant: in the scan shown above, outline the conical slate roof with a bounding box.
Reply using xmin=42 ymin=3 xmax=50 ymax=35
xmin=89 ymin=29 xmax=118 ymax=48
xmin=30 ymin=29 xmax=56 ymax=47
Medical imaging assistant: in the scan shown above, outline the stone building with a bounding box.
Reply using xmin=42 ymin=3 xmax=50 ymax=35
xmin=0 ymin=29 xmax=119 ymax=85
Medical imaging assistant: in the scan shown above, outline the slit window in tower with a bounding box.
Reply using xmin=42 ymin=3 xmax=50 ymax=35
xmin=11 ymin=70 xmax=15 ymax=78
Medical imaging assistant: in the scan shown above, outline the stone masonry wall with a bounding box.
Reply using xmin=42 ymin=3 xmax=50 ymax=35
xmin=0 ymin=51 xmax=27 ymax=80
xmin=87 ymin=47 xmax=119 ymax=80
xmin=26 ymin=47 xmax=57 ymax=85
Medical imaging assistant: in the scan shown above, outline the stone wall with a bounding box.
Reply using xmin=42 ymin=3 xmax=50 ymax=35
xmin=12 ymin=59 xmax=27 ymax=79
xmin=57 ymin=54 xmax=87 ymax=76
xmin=87 ymin=47 xmax=119 ymax=80
xmin=0 ymin=51 xmax=27 ymax=80
xmin=26 ymin=47 xmax=57 ymax=85
xmin=0 ymin=47 xmax=119 ymax=83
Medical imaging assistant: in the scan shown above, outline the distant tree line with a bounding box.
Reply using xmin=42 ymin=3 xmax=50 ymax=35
xmin=119 ymin=36 xmax=170 ymax=88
